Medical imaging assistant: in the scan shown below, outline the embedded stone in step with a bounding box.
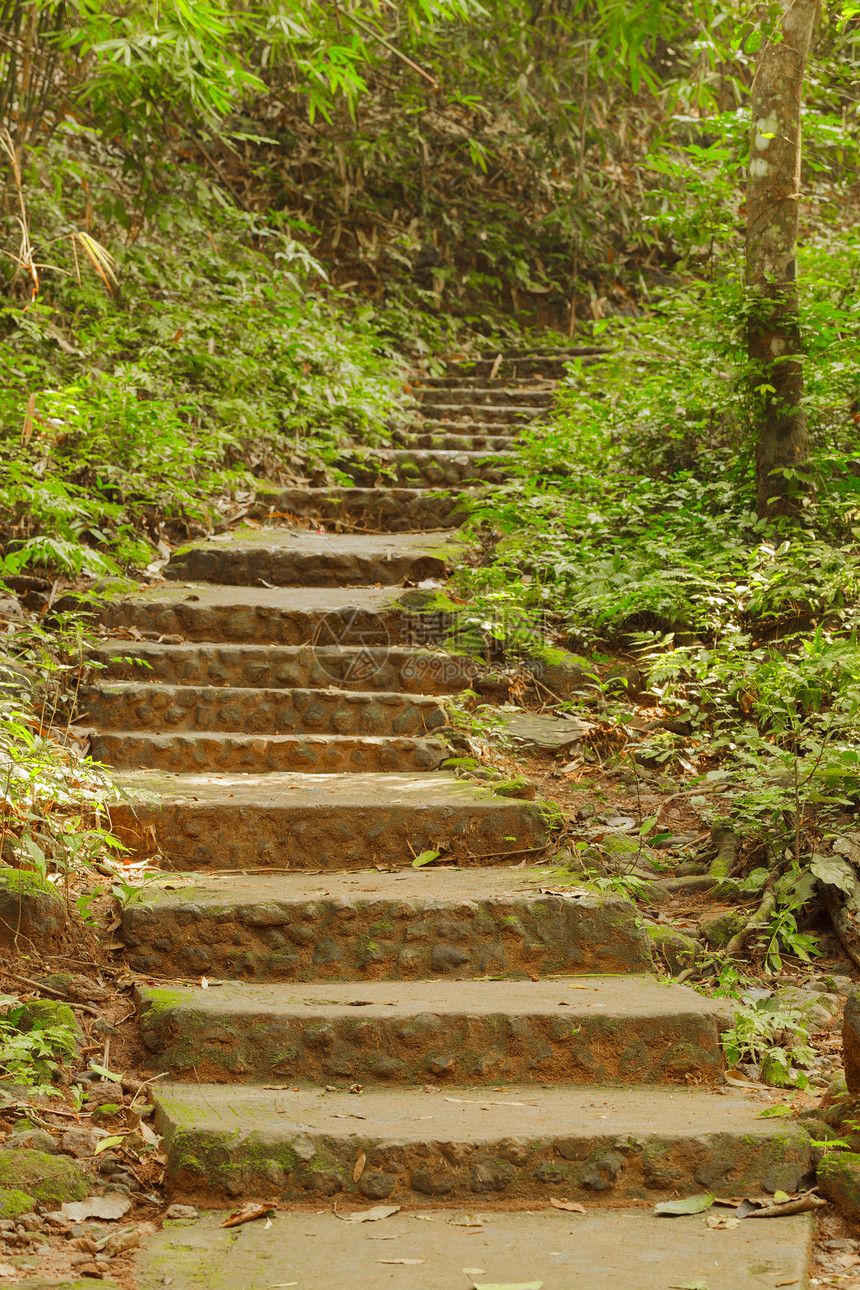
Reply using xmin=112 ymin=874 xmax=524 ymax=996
xmin=96 ymin=583 xmax=405 ymax=645
xmin=334 ymin=448 xmax=514 ymax=488
xmin=151 ymin=1082 xmax=811 ymax=1207
xmin=135 ymin=976 xmax=727 ymax=1085
xmin=120 ymin=867 xmax=653 ymax=980
xmin=108 ymin=770 xmax=551 ymax=870
xmin=90 ymin=731 xmax=446 ymax=775
xmin=136 ymin=1204 xmax=812 ymax=1290
xmin=87 ymin=642 xmax=477 ymax=696
xmin=80 ymin=682 xmax=447 ymax=736
xmin=166 ymin=528 xmax=459 ymax=588
xmin=395 ymin=430 xmax=520 ymax=452
xmin=256 ymin=486 xmax=474 ymax=531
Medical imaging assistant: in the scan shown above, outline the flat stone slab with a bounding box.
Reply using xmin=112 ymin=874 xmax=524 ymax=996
xmin=81 ymin=682 xmax=446 ymax=736
xmin=120 ymin=867 xmax=651 ymax=980
xmin=135 ymin=975 xmax=727 ymax=1085
xmin=88 ymin=642 xmax=477 ymax=695
xmin=97 ymin=583 xmax=407 ymax=645
xmin=135 ymin=1207 xmax=812 ymax=1290
xmin=91 ymin=730 xmax=446 ymax=775
xmin=152 ymin=1081 xmax=811 ymax=1206
xmin=108 ymin=770 xmax=551 ymax=870
xmin=494 ymin=710 xmax=595 ymax=750
xmin=166 ymin=529 xmax=461 ymax=587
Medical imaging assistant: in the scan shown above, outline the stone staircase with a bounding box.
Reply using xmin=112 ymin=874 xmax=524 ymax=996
xmin=85 ymin=347 xmax=813 ymax=1288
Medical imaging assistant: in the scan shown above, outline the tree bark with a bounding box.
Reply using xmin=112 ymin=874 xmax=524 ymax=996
xmin=746 ymin=0 xmax=818 ymax=520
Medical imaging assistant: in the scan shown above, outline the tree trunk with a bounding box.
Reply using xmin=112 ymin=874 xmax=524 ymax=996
xmin=746 ymin=0 xmax=818 ymax=520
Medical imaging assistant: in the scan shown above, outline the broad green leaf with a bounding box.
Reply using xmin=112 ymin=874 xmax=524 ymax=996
xmin=411 ymin=850 xmax=441 ymax=868
xmin=89 ymin=1063 xmax=124 ymax=1083
xmin=810 ymin=853 xmax=855 ymax=894
xmin=755 ymin=1104 xmax=793 ymax=1118
xmin=655 ymin=1192 xmax=715 ymax=1216
xmin=94 ymin=1135 xmax=127 ymax=1156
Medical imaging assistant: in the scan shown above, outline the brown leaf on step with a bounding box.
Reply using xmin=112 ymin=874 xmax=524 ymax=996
xmin=549 ymin=1198 xmax=585 ymax=1213
xmin=219 ymin=1202 xmax=275 ymax=1228
xmin=528 ymin=972 xmax=540 ymax=982
xmin=336 ymin=1205 xmax=401 ymax=1224
xmin=353 ymin=1151 xmax=367 ymax=1182
xmin=377 ymin=1259 xmax=426 ymax=1265
xmin=705 ymin=1213 xmax=740 ymax=1230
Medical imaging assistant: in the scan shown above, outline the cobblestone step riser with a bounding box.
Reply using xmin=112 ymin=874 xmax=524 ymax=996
xmin=416 ymin=389 xmax=554 ymax=407
xmin=137 ymin=998 xmax=724 ymax=1087
xmin=97 ymin=602 xmax=412 ymax=647
xmin=420 ymin=375 xmax=557 ymax=389
xmin=164 ymin=548 xmax=449 ymax=588
xmin=122 ymin=891 xmax=652 ymax=982
xmin=419 ymin=404 xmax=537 ymax=424
xmin=88 ymin=644 xmax=476 ymax=695
xmin=110 ymin=796 xmax=551 ymax=872
xmin=81 ymin=684 xmax=447 ymax=737
xmin=254 ymin=487 xmax=470 ymax=531
xmin=91 ymin=732 xmax=446 ymax=775
xmin=335 ymin=455 xmax=513 ymax=488
xmin=157 ymin=1113 xmax=810 ymax=1208
xmin=394 ymin=433 xmax=519 ymax=452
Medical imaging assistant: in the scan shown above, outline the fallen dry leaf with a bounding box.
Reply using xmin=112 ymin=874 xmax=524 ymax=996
xmin=549 ymin=1198 xmax=586 ymax=1213
xmin=450 ymin=1214 xmax=485 ymax=1227
xmin=463 ymin=1270 xmax=486 ymax=1277
xmin=100 ymin=1226 xmax=141 ymax=1257
xmin=353 ymin=1151 xmax=367 ymax=1182
xmin=62 ymin=1195 xmax=131 ymax=1222
xmin=377 ymin=1258 xmax=426 ymax=1265
xmin=219 ymin=1202 xmax=275 ymax=1228
xmin=337 ymin=1205 xmax=400 ymax=1224
xmin=705 ymin=1213 xmax=740 ymax=1230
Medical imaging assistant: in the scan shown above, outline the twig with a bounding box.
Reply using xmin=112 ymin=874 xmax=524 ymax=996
xmin=1 ymin=970 xmax=102 ymax=1016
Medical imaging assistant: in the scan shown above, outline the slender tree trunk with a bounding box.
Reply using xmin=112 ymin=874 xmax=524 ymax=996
xmin=746 ymin=0 xmax=818 ymax=520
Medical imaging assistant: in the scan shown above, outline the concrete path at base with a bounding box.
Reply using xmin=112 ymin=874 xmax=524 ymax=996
xmin=134 ymin=1208 xmax=812 ymax=1290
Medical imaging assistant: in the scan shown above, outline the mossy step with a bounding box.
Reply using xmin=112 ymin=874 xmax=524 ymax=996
xmin=134 ymin=1205 xmax=812 ymax=1290
xmin=87 ymin=642 xmax=477 ymax=695
xmin=150 ymin=1081 xmax=810 ymax=1208
xmin=91 ymin=730 xmax=447 ymax=774
xmin=135 ymin=975 xmax=727 ymax=1086
xmin=417 ymin=387 xmax=554 ymax=406
xmin=81 ymin=682 xmax=447 ymax=737
xmin=418 ymin=403 xmax=538 ymax=424
xmin=120 ymin=867 xmax=652 ymax=981
xmin=165 ymin=529 xmax=458 ymax=588
xmin=107 ymin=769 xmax=552 ymax=871
xmin=395 ymin=432 xmax=520 ymax=452
xmin=334 ymin=448 xmax=514 ymax=487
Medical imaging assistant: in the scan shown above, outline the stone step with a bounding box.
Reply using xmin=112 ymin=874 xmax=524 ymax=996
xmin=108 ymin=770 xmax=552 ymax=870
xmin=97 ymin=584 xmax=410 ymax=645
xmin=395 ymin=431 xmax=519 ymax=452
xmin=150 ymin=1081 xmax=810 ymax=1207
xmin=91 ymin=731 xmax=447 ymax=776
xmin=136 ymin=976 xmax=728 ymax=1087
xmin=417 ymin=387 xmax=554 ymax=407
xmin=421 ymin=373 xmax=557 ymax=388
xmin=255 ymin=486 xmax=472 ymax=531
xmin=334 ymin=449 xmax=513 ymax=488
xmin=165 ymin=529 xmax=458 ymax=588
xmin=418 ymin=403 xmax=536 ymax=424
xmin=135 ymin=1202 xmax=812 ymax=1290
xmin=411 ymin=418 xmax=526 ymax=435
xmin=120 ymin=869 xmax=652 ymax=981
xmin=81 ymin=682 xmax=447 ymax=736
xmin=87 ymin=642 xmax=477 ymax=695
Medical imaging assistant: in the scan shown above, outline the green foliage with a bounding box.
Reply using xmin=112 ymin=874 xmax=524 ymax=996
xmin=0 ymin=992 xmax=79 ymax=1091
xmin=711 ymin=967 xmax=816 ymax=1089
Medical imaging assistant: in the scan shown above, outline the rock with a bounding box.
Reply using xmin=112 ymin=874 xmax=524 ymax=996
xmin=0 ymin=598 xmax=22 ymax=620
xmin=819 ymin=1151 xmax=860 ymax=1221
xmin=0 ymin=1189 xmax=38 ymax=1219
xmin=4 ymin=1129 xmax=58 ymax=1154
xmin=699 ymin=910 xmax=745 ymax=949
xmin=410 ymin=1169 xmax=455 ymax=1196
xmin=645 ymin=923 xmax=699 ymax=975
xmin=843 ymin=987 xmax=860 ymax=1092
xmin=773 ymin=985 xmax=840 ymax=1035
xmin=15 ymin=998 xmax=81 ymax=1044
xmin=60 ymin=1129 xmax=101 ymax=1158
xmin=492 ymin=709 xmax=595 ymax=751
xmin=0 ymin=1150 xmax=90 ymax=1206
xmin=522 ymin=648 xmax=592 ymax=699
xmin=581 ymin=1151 xmax=623 ymax=1191
xmin=358 ymin=1172 xmax=396 ymax=1199
xmin=165 ymin=1203 xmax=198 ymax=1220
xmin=0 ymin=870 xmax=67 ymax=952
